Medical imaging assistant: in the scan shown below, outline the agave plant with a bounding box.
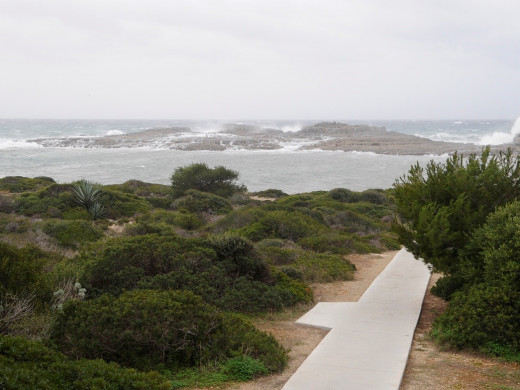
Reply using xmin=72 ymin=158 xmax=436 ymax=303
xmin=88 ymin=202 xmax=107 ymax=220
xmin=72 ymin=180 xmax=106 ymax=219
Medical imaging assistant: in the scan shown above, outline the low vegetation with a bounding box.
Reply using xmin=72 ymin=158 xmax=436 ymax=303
xmin=0 ymin=165 xmax=399 ymax=388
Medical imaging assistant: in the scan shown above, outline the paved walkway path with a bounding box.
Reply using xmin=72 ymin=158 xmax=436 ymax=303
xmin=282 ymin=249 xmax=431 ymax=390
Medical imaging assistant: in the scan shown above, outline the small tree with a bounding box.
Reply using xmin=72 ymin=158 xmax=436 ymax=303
xmin=393 ymin=147 xmax=520 ymax=293
xmin=170 ymin=163 xmax=247 ymax=198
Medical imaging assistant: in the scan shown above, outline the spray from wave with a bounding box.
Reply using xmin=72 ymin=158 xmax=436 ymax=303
xmin=479 ymin=117 xmax=520 ymax=145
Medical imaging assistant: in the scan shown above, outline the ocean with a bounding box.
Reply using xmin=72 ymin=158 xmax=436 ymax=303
xmin=0 ymin=119 xmax=518 ymax=193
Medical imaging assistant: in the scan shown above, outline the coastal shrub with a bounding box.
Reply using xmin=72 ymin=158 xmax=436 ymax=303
xmin=432 ymin=284 xmax=520 ymax=351
xmin=328 ymin=188 xmax=361 ymax=203
xmin=171 ymin=163 xmax=247 ymax=198
xmin=42 ymin=219 xmax=104 ymax=249
xmin=393 ymin=147 xmax=520 ymax=279
xmin=208 ymin=234 xmax=269 ymax=280
xmin=50 ymin=289 xmax=287 ymax=372
xmin=237 ymin=210 xmax=326 ymax=241
xmin=0 ymin=335 xmax=172 ymax=390
xmin=325 ymin=210 xmax=383 ymax=234
xmin=81 ymin=234 xmax=215 ymax=297
xmin=99 ymin=189 xmax=151 ymax=219
xmin=221 ymin=357 xmax=268 ymax=381
xmin=124 ymin=221 xmax=178 ymax=237
xmin=258 ymin=246 xmax=299 ymax=266
xmin=0 ymin=194 xmax=15 ymax=213
xmin=359 ymin=189 xmax=387 ymax=204
xmin=137 ymin=209 xmax=204 ymax=230
xmin=0 ymin=214 xmax=30 ymax=234
xmin=106 ymin=180 xmax=172 ymax=197
xmin=252 ymin=189 xmax=288 ymax=199
xmin=299 ymin=232 xmax=356 ymax=254
xmin=432 ymin=201 xmax=520 ymax=351
xmin=0 ymin=176 xmax=55 ymax=193
xmin=15 ymin=184 xmax=75 ymax=217
xmin=293 ymin=252 xmax=356 ymax=282
xmin=172 ymin=189 xmax=232 ymax=214
xmin=210 ymin=207 xmax=265 ymax=233
xmin=0 ymin=243 xmax=53 ymax=305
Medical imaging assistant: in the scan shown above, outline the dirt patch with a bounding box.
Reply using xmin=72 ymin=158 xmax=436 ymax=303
xmin=400 ymin=274 xmax=520 ymax=390
xmin=223 ymin=251 xmax=397 ymax=390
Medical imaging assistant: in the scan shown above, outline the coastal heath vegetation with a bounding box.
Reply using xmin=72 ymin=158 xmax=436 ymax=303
xmin=394 ymin=147 xmax=520 ymax=360
xmin=0 ymin=168 xmax=400 ymax=388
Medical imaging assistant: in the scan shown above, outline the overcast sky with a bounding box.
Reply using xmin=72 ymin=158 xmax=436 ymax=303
xmin=1 ymin=0 xmax=519 ymax=120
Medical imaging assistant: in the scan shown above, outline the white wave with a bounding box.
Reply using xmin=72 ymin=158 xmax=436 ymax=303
xmin=0 ymin=138 xmax=42 ymax=149
xmin=478 ymin=117 xmax=520 ymax=145
xmin=106 ymin=129 xmax=125 ymax=136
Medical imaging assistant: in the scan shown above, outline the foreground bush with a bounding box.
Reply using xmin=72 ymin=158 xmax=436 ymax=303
xmin=0 ymin=335 xmax=172 ymax=390
xmin=50 ymin=289 xmax=287 ymax=372
xmin=431 ymin=201 xmax=520 ymax=353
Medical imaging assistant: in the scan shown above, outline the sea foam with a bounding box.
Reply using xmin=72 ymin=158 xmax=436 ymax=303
xmin=479 ymin=117 xmax=520 ymax=145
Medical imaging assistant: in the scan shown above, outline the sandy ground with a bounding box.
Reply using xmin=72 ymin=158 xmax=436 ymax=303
xmin=222 ymin=251 xmax=398 ymax=390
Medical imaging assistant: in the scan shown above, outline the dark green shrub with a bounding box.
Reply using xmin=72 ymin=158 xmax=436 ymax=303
xmin=293 ymin=252 xmax=356 ymax=282
xmin=209 ymin=234 xmax=269 ymax=280
xmin=106 ymin=180 xmax=171 ymax=197
xmin=172 ymin=189 xmax=232 ymax=214
xmin=100 ymin=189 xmax=151 ymax=219
xmin=171 ymin=163 xmax=247 ymax=198
xmin=237 ymin=210 xmax=326 ymax=241
xmin=50 ymin=289 xmax=287 ymax=372
xmin=42 ymin=219 xmax=104 ymax=249
xmin=0 ymin=335 xmax=172 ymax=390
xmin=0 ymin=194 xmax=15 ymax=213
xmin=393 ymin=147 xmax=520 ymax=277
xmin=61 ymin=207 xmax=92 ymax=220
xmin=15 ymin=184 xmax=75 ymax=217
xmin=359 ymin=189 xmax=387 ymax=204
xmin=259 ymin=246 xmax=299 ymax=266
xmin=137 ymin=209 xmax=204 ymax=230
xmin=431 ymin=201 xmax=520 ymax=353
xmin=432 ymin=284 xmax=520 ymax=351
xmin=430 ymin=274 xmax=466 ymax=300
xmin=252 ymin=189 xmax=288 ymax=199
xmin=81 ymin=234 xmax=215 ymax=297
xmin=0 ymin=176 xmax=55 ymax=193
xmin=0 ymin=243 xmax=53 ymax=304
xmin=328 ymin=188 xmax=361 ymax=202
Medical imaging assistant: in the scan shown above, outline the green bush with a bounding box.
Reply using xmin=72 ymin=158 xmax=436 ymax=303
xmin=432 ymin=284 xmax=520 ymax=351
xmin=359 ymin=189 xmax=387 ymax=204
xmin=0 ymin=194 xmax=15 ymax=213
xmin=171 ymin=163 xmax=247 ymax=198
xmin=252 ymin=189 xmax=288 ymax=199
xmin=237 ymin=210 xmax=326 ymax=241
xmin=298 ymin=231 xmax=378 ymax=255
xmin=221 ymin=357 xmax=268 ymax=381
xmin=172 ymin=189 xmax=232 ymax=214
xmin=431 ymin=201 xmax=520 ymax=353
xmin=137 ymin=209 xmax=204 ymax=230
xmin=15 ymin=184 xmax=75 ymax=217
xmin=293 ymin=252 xmax=356 ymax=282
xmin=0 ymin=176 xmax=55 ymax=193
xmin=81 ymin=234 xmax=215 ymax=297
xmin=50 ymin=289 xmax=287 ymax=372
xmin=42 ymin=219 xmax=104 ymax=249
xmin=99 ymin=189 xmax=151 ymax=219
xmin=393 ymin=148 xmax=520 ymax=277
xmin=0 ymin=243 xmax=54 ymax=304
xmin=328 ymin=188 xmax=361 ymax=203
xmin=0 ymin=335 xmax=172 ymax=390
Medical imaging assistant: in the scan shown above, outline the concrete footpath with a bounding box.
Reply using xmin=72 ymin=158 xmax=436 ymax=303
xmin=282 ymin=249 xmax=431 ymax=390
